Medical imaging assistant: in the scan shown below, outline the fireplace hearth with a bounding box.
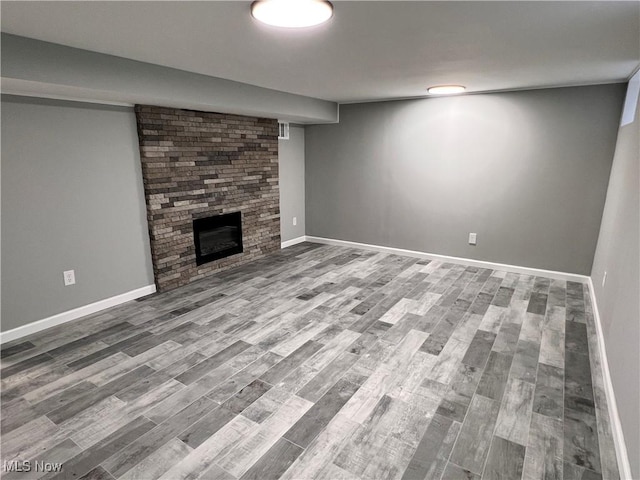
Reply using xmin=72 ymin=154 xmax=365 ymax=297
xmin=193 ymin=212 xmax=243 ymax=266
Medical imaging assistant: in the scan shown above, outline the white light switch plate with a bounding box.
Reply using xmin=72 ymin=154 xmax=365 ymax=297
xmin=469 ymin=233 xmax=477 ymax=245
xmin=293 ymin=217 xmax=297 ymax=226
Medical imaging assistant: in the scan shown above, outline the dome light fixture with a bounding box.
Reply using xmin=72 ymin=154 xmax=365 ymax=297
xmin=251 ymin=0 xmax=334 ymax=28
xmin=427 ymin=85 xmax=466 ymax=95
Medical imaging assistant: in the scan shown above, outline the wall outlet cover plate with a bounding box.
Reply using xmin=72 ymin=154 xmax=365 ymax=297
xmin=63 ymin=270 xmax=76 ymax=286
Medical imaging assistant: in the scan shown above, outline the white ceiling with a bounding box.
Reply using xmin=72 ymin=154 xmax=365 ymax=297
xmin=2 ymin=1 xmax=639 ymax=103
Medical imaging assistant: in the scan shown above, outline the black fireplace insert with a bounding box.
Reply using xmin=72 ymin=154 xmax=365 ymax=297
xmin=193 ymin=212 xmax=243 ymax=266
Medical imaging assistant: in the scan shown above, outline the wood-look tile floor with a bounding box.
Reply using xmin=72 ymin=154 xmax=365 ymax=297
xmin=1 ymin=243 xmax=619 ymax=480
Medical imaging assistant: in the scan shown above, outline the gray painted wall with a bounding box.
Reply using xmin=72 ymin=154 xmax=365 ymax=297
xmin=279 ymin=125 xmax=306 ymax=242
xmin=305 ymin=84 xmax=625 ymax=274
xmin=1 ymin=33 xmax=338 ymax=124
xmin=591 ymin=82 xmax=640 ymax=478
xmin=1 ymin=95 xmax=154 ymax=332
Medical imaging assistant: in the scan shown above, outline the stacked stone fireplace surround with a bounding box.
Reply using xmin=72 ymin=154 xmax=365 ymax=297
xmin=135 ymin=105 xmax=280 ymax=292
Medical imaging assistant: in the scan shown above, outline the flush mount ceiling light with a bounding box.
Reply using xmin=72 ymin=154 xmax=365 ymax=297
xmin=251 ymin=0 xmax=333 ymax=28
xmin=427 ymin=85 xmax=466 ymax=95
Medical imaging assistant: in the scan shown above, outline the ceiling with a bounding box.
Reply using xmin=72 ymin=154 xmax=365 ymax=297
xmin=1 ymin=1 xmax=639 ymax=103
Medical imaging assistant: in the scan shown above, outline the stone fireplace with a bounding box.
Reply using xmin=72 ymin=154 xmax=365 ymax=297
xmin=135 ymin=105 xmax=280 ymax=292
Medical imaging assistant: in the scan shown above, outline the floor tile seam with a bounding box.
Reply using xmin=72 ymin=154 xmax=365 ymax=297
xmin=560 ymin=304 xmax=592 ymax=475
xmin=476 ymin=323 xmax=504 ymax=338
xmin=3 ymin=321 xmax=135 ymax=357
xmin=134 ymin=405 xmax=207 ymax=450
xmin=477 ymin=321 xmax=542 ymax=478
xmin=23 ymin=435 xmax=84 ymax=472
xmin=1 ymin=364 xmax=81 ymax=402
xmin=285 ymin=379 xmax=361 ymax=452
xmin=98 ymin=433 xmax=185 ymax=480
xmin=456 ymin=266 xmax=502 ymax=311
xmin=563 ymin=393 xmax=599 ymax=413
xmin=583 ymin=322 xmax=619 ymax=479
xmin=169 ymin=404 xmax=233 ymax=448
xmin=564 ymin=461 xmax=604 ymax=477
xmin=564 ymin=349 xmax=595 ymax=360
xmin=432 ymin=276 xmax=476 ymax=306
xmin=539 ymin=324 xmax=565 ymax=337
xmin=0 ymin=331 xmax=69 ymax=351
xmin=348 ymin=411 xmax=425 ymax=480
xmin=72 ymin=333 xmax=185 ymax=373
xmin=198 ymin=370 xmax=252 ymax=403
xmin=447 ymin=459 xmax=476 ymax=479
xmin=576 ymin=317 xmax=600 ymax=409
xmin=353 ymin=287 xmax=394 ymax=313
xmin=378 ymin=266 xmax=430 ymax=294
xmin=479 ymin=274 xmax=509 ymax=299
xmin=429 ymin=268 xmax=472 ymax=296
xmin=295 ymin=353 xmax=357 ymax=403
xmin=520 ymin=424 xmax=544 ymax=480
xmin=437 ymin=359 xmax=495 ymax=480
xmin=208 ymin=461 xmax=237 ymax=480
xmin=30 ymin=377 xmax=134 ymax=419
xmin=527 ymin=338 xmax=544 ymax=443
xmin=99 ymin=459 xmax=120 ymax=480
xmin=47 ymin=392 xmax=126 ymax=429
xmin=378 ymin=423 xmax=423 ymax=454
xmin=42 ymin=323 xmax=138 ymax=358
xmin=1 ymin=346 xmax=79 ymax=370
xmin=205 ymin=371 xmax=272 ymax=406
xmin=479 ymin=408 xmax=522 ymax=479
xmin=507 ymin=314 xmax=541 ymax=370
xmin=178 ymin=343 xmax=256 ymax=386
xmin=281 ymin=435 xmax=306 ymax=451
xmin=1 ymin=353 xmax=57 ymax=378
xmin=69 ymin=415 xmax=159 ymax=480
xmin=90 ymin=353 xmax=182 ymax=390
xmin=23 ymin=374 xmax=108 ymax=411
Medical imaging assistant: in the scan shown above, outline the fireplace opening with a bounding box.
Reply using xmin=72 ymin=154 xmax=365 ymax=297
xmin=193 ymin=212 xmax=243 ymax=266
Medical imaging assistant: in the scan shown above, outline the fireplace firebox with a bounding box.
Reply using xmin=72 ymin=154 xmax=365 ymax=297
xmin=193 ymin=212 xmax=243 ymax=266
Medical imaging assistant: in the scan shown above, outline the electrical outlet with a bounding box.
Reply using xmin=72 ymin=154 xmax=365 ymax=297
xmin=602 ymin=271 xmax=607 ymax=287
xmin=293 ymin=217 xmax=297 ymax=226
xmin=63 ymin=270 xmax=76 ymax=286
xmin=468 ymin=233 xmax=477 ymax=245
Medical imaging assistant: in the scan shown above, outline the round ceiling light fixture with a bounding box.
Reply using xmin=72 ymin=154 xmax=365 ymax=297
xmin=427 ymin=85 xmax=466 ymax=95
xmin=251 ymin=0 xmax=334 ymax=28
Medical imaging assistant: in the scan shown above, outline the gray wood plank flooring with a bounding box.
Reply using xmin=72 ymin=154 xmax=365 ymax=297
xmin=1 ymin=243 xmax=618 ymax=479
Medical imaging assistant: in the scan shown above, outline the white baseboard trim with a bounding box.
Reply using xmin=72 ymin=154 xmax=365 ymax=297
xmin=281 ymin=236 xmax=308 ymax=249
xmin=587 ymin=278 xmax=632 ymax=479
xmin=305 ymin=236 xmax=589 ymax=282
xmin=0 ymin=285 xmax=157 ymax=344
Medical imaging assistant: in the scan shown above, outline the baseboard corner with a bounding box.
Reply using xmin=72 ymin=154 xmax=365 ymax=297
xmin=281 ymin=235 xmax=308 ymax=249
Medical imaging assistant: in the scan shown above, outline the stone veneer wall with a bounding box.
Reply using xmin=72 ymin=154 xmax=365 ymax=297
xmin=135 ymin=105 xmax=280 ymax=291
